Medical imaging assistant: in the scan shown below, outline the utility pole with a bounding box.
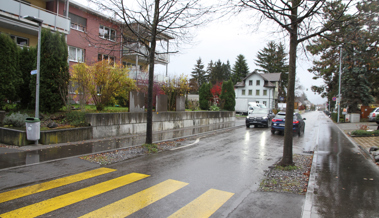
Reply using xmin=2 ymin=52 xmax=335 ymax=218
xmin=337 ymin=46 xmax=342 ymax=123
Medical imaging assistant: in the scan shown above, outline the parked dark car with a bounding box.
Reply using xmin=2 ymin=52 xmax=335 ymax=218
xmin=246 ymin=108 xmax=275 ymax=128
xmin=271 ymin=111 xmax=306 ymax=136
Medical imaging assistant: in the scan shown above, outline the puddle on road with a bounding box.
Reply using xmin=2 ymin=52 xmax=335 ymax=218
xmin=0 ymin=122 xmax=236 ymax=169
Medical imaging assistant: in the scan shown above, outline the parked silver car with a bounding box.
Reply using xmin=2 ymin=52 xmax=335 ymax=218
xmin=368 ymin=107 xmax=379 ymax=122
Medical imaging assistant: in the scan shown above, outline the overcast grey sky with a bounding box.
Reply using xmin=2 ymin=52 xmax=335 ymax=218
xmin=155 ymin=17 xmax=326 ymax=105
xmin=74 ymin=0 xmax=326 ymax=105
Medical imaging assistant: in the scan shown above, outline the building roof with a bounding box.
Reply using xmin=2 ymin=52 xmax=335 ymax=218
xmin=234 ymin=72 xmax=282 ymax=88
xmin=260 ymin=73 xmax=281 ymax=82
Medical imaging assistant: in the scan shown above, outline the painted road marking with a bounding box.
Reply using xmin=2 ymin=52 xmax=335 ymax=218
xmin=170 ymin=138 xmax=200 ymax=151
xmin=0 ymin=173 xmax=149 ymax=218
xmin=168 ymin=189 xmax=234 ymax=218
xmin=80 ymin=179 xmax=188 ymax=218
xmin=0 ymin=168 xmax=116 ymax=204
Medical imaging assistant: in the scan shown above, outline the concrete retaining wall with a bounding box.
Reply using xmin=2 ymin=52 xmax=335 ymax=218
xmin=86 ymin=111 xmax=235 ymax=139
xmin=0 ymin=111 xmax=235 ymax=146
xmin=0 ymin=127 xmax=93 ymax=146
xmin=40 ymin=127 xmax=93 ymax=145
xmin=0 ymin=127 xmax=30 ymax=146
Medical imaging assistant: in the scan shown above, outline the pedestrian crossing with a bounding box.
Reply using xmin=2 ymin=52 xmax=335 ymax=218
xmin=0 ymin=168 xmax=234 ymax=218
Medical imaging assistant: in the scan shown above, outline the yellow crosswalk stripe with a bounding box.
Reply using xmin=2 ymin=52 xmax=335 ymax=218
xmin=0 ymin=173 xmax=149 ymax=218
xmin=80 ymin=179 xmax=188 ymax=218
xmin=0 ymin=168 xmax=116 ymax=204
xmin=168 ymin=189 xmax=234 ymax=218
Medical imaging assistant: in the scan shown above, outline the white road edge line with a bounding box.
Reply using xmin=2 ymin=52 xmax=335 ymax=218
xmin=170 ymin=138 xmax=200 ymax=151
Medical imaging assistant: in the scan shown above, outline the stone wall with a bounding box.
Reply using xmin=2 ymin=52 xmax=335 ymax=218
xmin=0 ymin=111 xmax=235 ymax=146
xmin=86 ymin=111 xmax=235 ymax=139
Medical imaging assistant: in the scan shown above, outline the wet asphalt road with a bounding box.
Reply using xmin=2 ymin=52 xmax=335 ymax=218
xmin=0 ymin=111 xmax=378 ymax=217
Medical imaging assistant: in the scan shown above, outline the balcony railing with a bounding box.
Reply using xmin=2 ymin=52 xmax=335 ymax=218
xmin=123 ymin=43 xmax=169 ymax=64
xmin=1 ymin=0 xmax=70 ymax=34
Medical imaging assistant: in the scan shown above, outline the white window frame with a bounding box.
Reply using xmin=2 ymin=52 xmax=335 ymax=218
xmin=263 ymin=101 xmax=267 ymax=106
xmin=249 ymin=80 xmax=252 ymax=86
xmin=256 ymin=89 xmax=260 ymax=96
xmin=68 ymin=46 xmax=84 ymax=62
xmin=99 ymin=25 xmax=116 ymax=41
xmin=98 ymin=53 xmax=116 ymax=66
xmin=242 ymin=89 xmax=246 ymax=96
xmin=263 ymin=90 xmax=268 ymax=96
xmin=10 ymin=35 xmax=29 ymax=47
xmin=248 ymin=90 xmax=252 ymax=96
xmin=69 ymin=13 xmax=87 ymax=32
xmin=256 ymin=80 xmax=260 ymax=86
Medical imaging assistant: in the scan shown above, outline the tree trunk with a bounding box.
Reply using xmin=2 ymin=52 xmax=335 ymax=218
xmin=279 ymin=1 xmax=298 ymax=166
xmin=145 ymin=0 xmax=160 ymax=144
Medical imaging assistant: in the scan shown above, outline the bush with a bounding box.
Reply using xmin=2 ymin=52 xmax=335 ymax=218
xmin=65 ymin=111 xmax=88 ymax=127
xmin=219 ymin=80 xmax=235 ymax=111
xmin=3 ymin=112 xmax=30 ymax=127
xmin=30 ymin=29 xmax=69 ymax=113
xmin=199 ymin=83 xmax=212 ymax=110
xmin=0 ymin=33 xmax=23 ymax=108
xmin=331 ymin=113 xmax=338 ymax=122
xmin=351 ymin=130 xmax=379 ymax=136
xmin=210 ymin=105 xmax=220 ymax=111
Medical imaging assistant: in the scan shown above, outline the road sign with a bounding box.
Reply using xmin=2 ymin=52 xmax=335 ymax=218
xmin=30 ymin=70 xmax=37 ymax=75
xmin=332 ymin=97 xmax=337 ymax=101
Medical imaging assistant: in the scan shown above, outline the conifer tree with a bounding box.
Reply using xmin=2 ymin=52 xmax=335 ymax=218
xmin=220 ymin=80 xmax=235 ymax=111
xmin=30 ymin=29 xmax=69 ymax=113
xmin=0 ymin=33 xmax=22 ymax=108
xmin=191 ymin=58 xmax=207 ymax=91
xmin=199 ymin=82 xmax=212 ymax=110
xmin=19 ymin=46 xmax=36 ymax=109
xmin=255 ymin=41 xmax=289 ymax=101
xmin=231 ymin=54 xmax=249 ymax=84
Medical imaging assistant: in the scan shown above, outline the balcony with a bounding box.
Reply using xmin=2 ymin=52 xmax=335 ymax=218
xmin=123 ymin=43 xmax=169 ymax=65
xmin=0 ymin=0 xmax=70 ymax=35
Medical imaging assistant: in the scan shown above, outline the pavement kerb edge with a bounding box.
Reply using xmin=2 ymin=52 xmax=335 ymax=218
xmin=301 ymin=123 xmax=319 ymax=218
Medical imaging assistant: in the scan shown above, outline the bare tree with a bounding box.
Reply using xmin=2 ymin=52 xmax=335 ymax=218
xmin=237 ymin=0 xmax=352 ymax=166
xmin=90 ymin=0 xmax=214 ymax=144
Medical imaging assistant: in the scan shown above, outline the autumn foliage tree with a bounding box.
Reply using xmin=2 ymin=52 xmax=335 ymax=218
xmin=210 ymin=82 xmax=222 ymax=103
xmin=161 ymin=74 xmax=190 ymax=111
xmin=71 ymin=60 xmax=137 ymax=111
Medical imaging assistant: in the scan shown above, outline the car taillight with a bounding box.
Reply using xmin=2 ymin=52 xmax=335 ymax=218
xmin=272 ymin=119 xmax=283 ymax=122
xmin=293 ymin=120 xmax=300 ymax=124
xmin=373 ymin=113 xmax=376 ymax=117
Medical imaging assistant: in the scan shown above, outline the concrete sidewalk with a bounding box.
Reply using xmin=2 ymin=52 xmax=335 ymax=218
xmin=303 ymin=119 xmax=379 ymax=218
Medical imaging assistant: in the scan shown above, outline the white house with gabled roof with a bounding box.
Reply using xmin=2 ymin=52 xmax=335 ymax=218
xmin=234 ymin=72 xmax=281 ymax=109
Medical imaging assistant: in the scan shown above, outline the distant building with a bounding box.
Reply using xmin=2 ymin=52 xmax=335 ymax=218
xmin=234 ymin=72 xmax=281 ymax=109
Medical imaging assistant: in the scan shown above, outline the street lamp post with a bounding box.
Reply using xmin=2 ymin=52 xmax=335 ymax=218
xmin=337 ymin=46 xmax=342 ymax=123
xmin=23 ymin=16 xmax=43 ymax=144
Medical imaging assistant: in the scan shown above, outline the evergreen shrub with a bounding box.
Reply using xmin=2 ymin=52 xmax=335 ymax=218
xmin=3 ymin=112 xmax=29 ymax=127
xmin=220 ymin=80 xmax=235 ymax=111
xmin=199 ymin=83 xmax=211 ymax=110
xmin=65 ymin=111 xmax=88 ymax=127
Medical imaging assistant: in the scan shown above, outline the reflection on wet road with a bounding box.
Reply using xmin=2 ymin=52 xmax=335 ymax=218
xmin=315 ymin=113 xmax=379 ymax=217
xmin=0 ymin=122 xmax=236 ymax=169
